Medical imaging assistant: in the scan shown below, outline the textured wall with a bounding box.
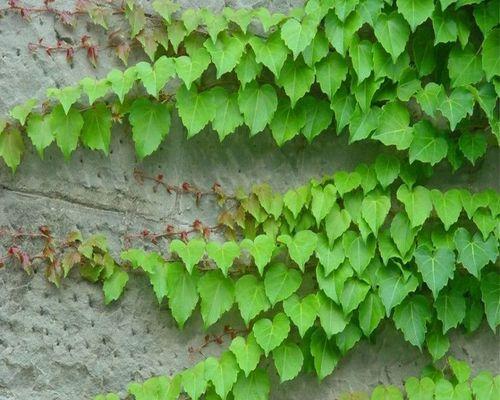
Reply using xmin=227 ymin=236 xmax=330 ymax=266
xmin=0 ymin=1 xmax=498 ymax=400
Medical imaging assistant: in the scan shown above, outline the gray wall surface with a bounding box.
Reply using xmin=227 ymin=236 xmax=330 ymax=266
xmin=0 ymin=1 xmax=498 ymax=399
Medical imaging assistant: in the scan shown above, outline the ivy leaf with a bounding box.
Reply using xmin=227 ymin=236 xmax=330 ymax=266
xmin=373 ymin=43 xmax=409 ymax=82
xmin=438 ymin=88 xmax=475 ymax=131
xmin=152 ymin=0 xmax=179 ymax=24
xmin=310 ymin=328 xmax=340 ymax=380
xmin=378 ymin=266 xmax=419 ymax=315
xmin=136 ymin=56 xmax=175 ymax=98
xmin=207 ymin=87 xmax=244 ymax=141
xmin=128 ymin=375 xmax=181 ymax=400
xmin=181 ymin=361 xmax=207 ymax=400
xmin=238 ymin=83 xmax=278 ymax=136
xmin=277 ymin=230 xmax=318 ymax=271
xmin=272 ymin=341 xmax=304 ymax=382
xmin=316 ymin=235 xmax=345 ymax=275
xmin=471 ymin=372 xmax=500 ymax=400
xmin=374 ymin=154 xmax=400 ymax=189
xmin=229 ymin=333 xmax=262 ymax=377
xmin=169 ymin=238 xmax=205 ymax=274
xmin=393 ymin=294 xmax=432 ymax=349
xmin=166 ymin=262 xmax=199 ymax=328
xmin=232 ymin=369 xmax=270 ymax=400
xmin=283 ymin=293 xmax=319 ymax=337
xmin=342 ymin=231 xmax=376 ymax=274
xmin=276 ymin=58 xmax=315 ymax=107
xmin=333 ymin=171 xmax=361 ymax=196
xmin=340 ymin=278 xmax=370 ymax=315
xmin=412 ymin=24 xmax=436 ymax=77
xmin=298 ymin=96 xmax=334 ymax=142
xmin=482 ymin=28 xmax=500 ymax=81
xmin=432 ymin=7 xmax=457 ymax=44
xmin=252 ymin=312 xmax=290 ymax=356
xmin=324 ymin=11 xmax=363 ymax=57
xmin=358 ymin=291 xmax=385 ymax=336
xmin=318 ymin=292 xmax=349 ymax=338
xmin=435 ymin=289 xmax=466 ymax=333
xmin=174 ymin=50 xmax=211 ymax=89
xmin=311 ymin=184 xmax=337 ymax=226
xmin=201 ymin=9 xmax=228 ymax=43
xmin=481 ymin=272 xmax=500 ymax=330
xmin=235 ymin=275 xmax=271 ymax=326
xmin=454 ymin=228 xmax=498 ymax=278
xmin=283 ymin=185 xmax=310 ymax=219
xmin=235 ymin=51 xmax=262 ymax=89
xmin=335 ymin=322 xmax=362 ymax=355
xmin=361 ymin=192 xmax=391 ymax=236
xmin=409 ymin=120 xmax=448 ymax=166
xmin=205 ymin=352 xmax=239 ymax=400
xmin=325 ymin=205 xmax=352 ymax=245
xmin=396 ymin=0 xmax=434 ymax=31
xmin=204 ymin=33 xmax=245 ymax=78
xmin=176 ymin=85 xmax=214 ymax=138
xmin=167 ymin=21 xmax=187 ymax=52
xmin=448 ymin=45 xmax=483 ymax=87
xmin=0 ymin=126 xmax=24 ymax=172
xmin=431 ymin=189 xmax=462 ymax=230
xmin=222 ymin=8 xmax=253 ymax=34
xmin=107 ymin=68 xmax=137 ymax=103
xmin=302 ymin=30 xmax=329 ymax=67
xmin=249 ymin=32 xmax=289 ymax=77
xmin=397 ymin=185 xmax=433 ymax=228
xmin=280 ymin=16 xmax=317 ymax=59
xmin=269 ymin=98 xmax=306 ymax=146
xmin=264 ymin=263 xmax=302 ymax=305
xmin=404 ymin=377 xmax=435 ymax=400
xmin=473 ymin=209 xmax=497 ymax=240
xmin=10 ymin=98 xmax=37 ymax=125
xmin=240 ymin=235 xmax=275 ymax=276
xmin=414 ymin=246 xmax=455 ymax=298
xmin=25 ymin=113 xmax=54 ymax=158
xmin=317 ymin=262 xmax=354 ymax=304
xmin=206 ymin=241 xmax=240 ymax=276
xmin=374 ymin=12 xmax=410 ymax=62
xmin=254 ymin=8 xmax=286 ymax=32
xmin=349 ymin=36 xmax=373 ymax=83
xmin=49 ymin=105 xmax=84 ymax=159
xmin=331 ymin=89 xmax=357 ymax=133
xmin=81 ymin=103 xmax=112 ymax=154
xmin=348 ymin=106 xmax=381 ymax=143
xmin=198 ymin=270 xmax=235 ymax=328
xmin=129 ymin=98 xmax=170 ymax=159
xmin=449 ymin=357 xmax=471 ymax=384
xmin=416 ymin=83 xmax=445 ymax=118
xmin=372 ymin=101 xmax=413 ymax=150
xmin=458 ymin=132 xmax=487 ymax=166
xmin=103 ymin=269 xmax=129 ymax=304
xmin=371 ymin=386 xmax=404 ymax=400
xmin=47 ymin=86 xmax=81 ymax=115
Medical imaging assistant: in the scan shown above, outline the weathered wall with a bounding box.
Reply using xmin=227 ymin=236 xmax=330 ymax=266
xmin=0 ymin=1 xmax=498 ymax=400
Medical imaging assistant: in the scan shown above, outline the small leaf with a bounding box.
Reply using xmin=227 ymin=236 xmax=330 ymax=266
xmin=280 ymin=16 xmax=317 ymax=59
xmin=318 ymin=292 xmax=349 ymax=338
xmin=358 ymin=291 xmax=385 ymax=336
xmin=166 ymin=262 xmax=199 ymax=328
xmin=435 ymin=289 xmax=466 ymax=333
xmin=232 ymin=369 xmax=270 ymax=400
xmin=310 ymin=328 xmax=340 ymax=380
xmin=252 ymin=312 xmax=290 ymax=356
xmin=235 ymin=274 xmax=270 ymax=326
xmin=206 ymin=241 xmax=240 ymax=276
xmin=103 ymin=269 xmax=129 ymax=304
xmin=374 ymin=154 xmax=400 ymax=189
xmin=229 ymin=334 xmax=262 ymax=377
xmin=49 ymin=105 xmax=84 ymax=159
xmin=278 ymin=230 xmax=318 ymax=272
xmin=414 ymin=246 xmax=455 ymax=298
xmin=0 ymin=127 xmax=24 ymax=172
xmin=25 ymin=113 xmax=54 ymax=158
xmin=272 ymin=341 xmax=304 ymax=382
xmin=481 ymin=272 xmax=500 ymax=330
xmin=372 ymin=101 xmax=413 ymax=150
xmin=10 ymin=98 xmax=37 ymax=125
xmin=198 ymin=270 xmax=235 ymax=328
xmin=249 ymin=32 xmax=289 ymax=77
xmin=283 ymin=293 xmax=319 ymax=337
xmin=454 ymin=228 xmax=498 ymax=278
xmin=276 ymin=58 xmax=315 ymax=107
xmin=238 ymin=83 xmax=278 ymax=135
xmin=396 ymin=185 xmax=433 ymax=228
xmin=81 ymin=103 xmax=112 ymax=154
xmin=393 ymin=295 xmax=432 ymax=349
xmin=409 ymin=120 xmax=448 ymax=166
xmin=264 ymin=263 xmax=302 ymax=305
xmin=205 ymin=352 xmax=239 ymax=400
xmin=374 ymin=12 xmax=410 ymax=62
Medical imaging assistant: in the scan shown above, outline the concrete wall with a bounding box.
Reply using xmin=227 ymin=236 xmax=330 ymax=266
xmin=0 ymin=1 xmax=498 ymax=399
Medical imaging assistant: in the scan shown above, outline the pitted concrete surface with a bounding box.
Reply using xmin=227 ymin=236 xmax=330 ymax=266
xmin=0 ymin=1 xmax=499 ymax=399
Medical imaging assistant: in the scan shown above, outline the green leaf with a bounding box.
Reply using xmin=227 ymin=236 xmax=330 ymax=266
xmin=232 ymin=369 xmax=270 ymax=400
xmin=373 ymin=43 xmax=409 ymax=82
xmin=361 ymin=192 xmax=391 ymax=236
xmin=176 ymin=85 xmax=214 ymax=138
xmin=342 ymin=231 xmax=376 ymax=274
xmin=129 ymin=98 xmax=170 ymax=159
xmin=174 ymin=50 xmax=211 ymax=89
xmin=432 ymin=7 xmax=457 ymax=44
xmin=136 ymin=56 xmax=175 ymax=97
xmin=283 ymin=293 xmax=319 ymax=337
xmin=409 ymin=120 xmax=448 ymax=166
xmin=454 ymin=228 xmax=498 ymax=278
xmin=167 ymin=21 xmax=187 ymax=52
xmin=316 ymin=235 xmax=345 ymax=275
xmin=448 ymin=45 xmax=483 ymax=87
xmin=335 ymin=322 xmax=362 ymax=355
xmin=431 ymin=189 xmax=462 ymax=230
xmin=229 ymin=333 xmax=262 ymax=377
xmin=302 ymin=30 xmax=329 ymax=67
xmin=264 ymin=262 xmax=302 ymax=305
xmin=331 ymin=89 xmax=357 ymax=133
xmin=166 ymin=262 xmax=199 ymax=328
xmin=371 ymin=385 xmax=404 ymax=400
xmin=471 ymin=371 xmax=500 ymax=400
xmin=482 ymin=28 xmax=500 ymax=80
xmin=426 ymin=329 xmax=450 ymax=361
xmin=235 ymin=274 xmax=271 ymax=326
xmin=348 ymin=106 xmax=381 ymax=143
xmin=47 ymin=86 xmax=81 ymax=115
xmin=205 ymin=352 xmax=239 ymax=400
xmin=278 ymin=230 xmax=318 ymax=271
xmin=206 ymin=241 xmax=240 ymax=276
xmin=318 ymin=292 xmax=349 ymax=338
xmin=128 ymin=375 xmax=181 ymax=400
xmin=235 ymin=50 xmax=262 ymax=89
xmin=481 ymin=272 xmax=500 ymax=330
xmin=25 ymin=113 xmax=54 ymax=158
xmin=283 ymin=185 xmax=310 ymax=219
xmin=458 ymin=132 xmax=487 ymax=165
xmin=405 ymin=377 xmax=435 ymax=400
xmin=208 ymin=87 xmax=244 ymax=141
xmin=10 ymin=98 xmax=37 ymax=125
xmin=310 ymin=328 xmax=340 ymax=380
xmin=276 ymin=58 xmax=315 ymax=107
xmin=269 ymin=98 xmax=306 ymax=146
xmin=152 ymin=0 xmax=179 ymax=24
xmin=103 ymin=269 xmax=129 ymax=304
xmin=412 ymin=24 xmax=436 ymax=77
xmin=378 ymin=266 xmax=419 ymax=315
xmin=311 ymin=184 xmax=337 ymax=226
xmin=299 ymin=96 xmax=334 ymax=142
xmin=249 ymin=32 xmax=289 ymax=77
xmin=374 ymin=12 xmax=410 ymax=62
xmin=272 ymin=341 xmax=304 ymax=382
xmin=438 ymin=87 xmax=475 ymax=131
xmin=315 ymin=52 xmax=349 ymax=101
xmin=222 ymin=8 xmax=253 ymax=34
xmin=181 ymin=361 xmax=207 ymax=400
xmin=372 ymin=101 xmax=413 ymax=150
xmin=198 ymin=270 xmax=235 ymax=328
xmin=280 ymin=16 xmax=317 ymax=59
xmin=240 ymin=235 xmax=275 ymax=276
xmin=396 ymin=0 xmax=434 ymax=31
xmin=204 ymin=33 xmax=245 ymax=78
xmin=340 ymin=278 xmax=370 ymax=314
xmin=254 ymin=8 xmax=286 ymax=32
xmin=359 ymin=291 xmax=385 ymax=336
xmin=325 ymin=11 xmax=363 ymax=57
xmin=414 ymin=246 xmax=455 ymax=298
xmin=49 ymin=105 xmax=84 ymax=159
xmin=253 ymin=312 xmax=290 ymax=356
xmin=374 ymin=154 xmax=400 ymax=189
xmin=238 ymin=82 xmax=278 ymax=136
xmin=393 ymin=295 xmax=432 ymax=349
xmin=317 ymin=262 xmax=354 ymax=304
xmin=0 ymin=127 xmax=24 ymax=172
xmin=169 ymin=239 xmax=205 ymax=274
xmin=325 ymin=205 xmax=352 ymax=245
xmin=333 ymin=171 xmax=361 ymax=196
xmin=416 ymin=83 xmax=445 ymax=117
xmin=435 ymin=289 xmax=466 ymax=333
xmin=397 ymin=185 xmax=433 ymax=228
xmin=349 ymin=36 xmax=373 ymax=83
xmin=449 ymin=357 xmax=471 ymax=383
xmin=81 ymin=103 xmax=112 ymax=154
xmin=107 ymin=67 xmax=137 ymax=103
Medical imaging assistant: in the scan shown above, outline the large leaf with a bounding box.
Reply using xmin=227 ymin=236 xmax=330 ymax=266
xmin=249 ymin=32 xmax=289 ymax=77
xmin=0 ymin=126 xmax=24 ymax=172
xmin=206 ymin=241 xmax=240 ymax=276
xmin=270 ymin=99 xmax=306 ymax=146
xmin=374 ymin=12 xmax=410 ymax=62
xmin=25 ymin=113 xmax=54 ymax=158
xmin=414 ymin=246 xmax=455 ymax=298
xmin=283 ymin=293 xmax=319 ymax=337
xmin=276 ymin=58 xmax=315 ymax=107
xmin=264 ymin=263 xmax=302 ymax=305
xmin=204 ymin=352 xmax=239 ymax=400
xmin=317 ymin=292 xmax=349 ymax=338
xmin=278 ymin=230 xmax=318 ymax=271
xmin=378 ymin=266 xmax=419 ymax=315
xmin=396 ymin=0 xmax=434 ymax=31
xmin=435 ymin=289 xmax=466 ymax=333
xmin=81 ymin=103 xmax=112 ymax=154
xmin=174 ymin=50 xmax=211 ymax=89
xmin=176 ymin=85 xmax=214 ymax=138
xmin=280 ymin=16 xmax=317 ymax=59
xmin=358 ymin=291 xmax=385 ymax=336
xmin=208 ymin=87 xmax=244 ymax=141
xmin=229 ymin=333 xmax=262 ymax=377
xmin=198 ymin=270 xmax=235 ymax=328
xmin=204 ymin=32 xmax=245 ymax=78
xmin=361 ymin=192 xmax=391 ymax=236
xmin=448 ymin=45 xmax=484 ymax=87
xmin=409 ymin=120 xmax=448 ymax=166
xmin=235 ymin=274 xmax=271 ymax=326
xmin=166 ymin=262 xmax=199 ymax=328
xmin=232 ymin=369 xmax=270 ymax=400
xmin=310 ymin=328 xmax=340 ymax=380
xmin=481 ymin=272 xmax=500 ymax=330
xmin=272 ymin=341 xmax=304 ymax=382
xmin=431 ymin=189 xmax=462 ymax=230
xmin=454 ymin=228 xmax=498 ymax=278
xmin=482 ymin=28 xmax=500 ymax=80
xmin=393 ymin=294 xmax=432 ymax=349
xmin=315 ymin=52 xmax=348 ymax=100
xmin=437 ymin=87 xmax=475 ymax=131
xmin=169 ymin=238 xmax=205 ymax=274
xmin=372 ymin=101 xmax=413 ymax=150
xmin=396 ymin=185 xmax=433 ymax=228
xmin=238 ymin=83 xmax=278 ymax=135
xmin=252 ymin=313 xmax=291 ymax=356
xmin=136 ymin=56 xmax=175 ymax=98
